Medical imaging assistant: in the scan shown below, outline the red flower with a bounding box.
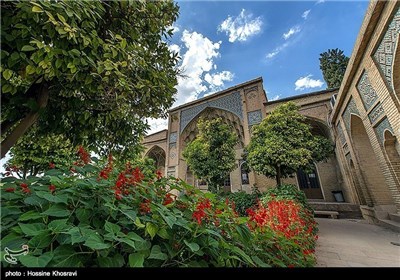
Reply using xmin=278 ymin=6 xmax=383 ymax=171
xmin=49 ymin=185 xmax=56 ymax=193
xmin=20 ymin=183 xmax=28 ymax=189
xmin=115 ymin=189 xmax=122 ymax=200
xmin=163 ymin=193 xmax=175 ymax=206
xmin=192 ymin=198 xmax=212 ymax=225
xmin=139 ymin=199 xmax=151 ymax=214
xmin=98 ymin=153 xmax=113 ymax=180
xmin=156 ymin=170 xmax=163 ymax=180
xmin=5 ymin=188 xmax=15 ymax=192
xmin=22 ymin=187 xmax=31 ymax=194
xmin=49 ymin=162 xmax=55 ymax=169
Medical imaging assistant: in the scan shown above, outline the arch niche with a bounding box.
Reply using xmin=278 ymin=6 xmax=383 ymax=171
xmin=350 ymin=114 xmax=393 ymax=206
xmin=145 ymin=146 xmax=166 ymax=176
xmin=384 ymin=130 xmax=400 ymax=189
xmin=393 ymin=35 xmax=400 ymax=100
xmin=180 ymin=107 xmax=245 ymax=190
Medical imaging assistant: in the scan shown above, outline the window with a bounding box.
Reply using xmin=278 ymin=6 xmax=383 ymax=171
xmin=240 ymin=160 xmax=250 ymax=184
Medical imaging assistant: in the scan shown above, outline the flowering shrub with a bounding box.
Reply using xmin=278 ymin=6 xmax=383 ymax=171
xmin=246 ymin=198 xmax=318 ymax=267
xmin=225 ymin=189 xmax=261 ymax=217
xmin=1 ymin=147 xmax=318 ymax=267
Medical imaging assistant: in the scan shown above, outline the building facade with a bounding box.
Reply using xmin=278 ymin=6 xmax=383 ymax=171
xmin=143 ymin=1 xmax=400 ymax=225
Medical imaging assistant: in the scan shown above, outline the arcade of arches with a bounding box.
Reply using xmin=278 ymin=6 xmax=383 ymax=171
xmin=143 ymin=2 xmax=400 ymax=226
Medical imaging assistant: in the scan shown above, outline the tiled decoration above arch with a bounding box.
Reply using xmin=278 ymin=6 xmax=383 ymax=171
xmin=169 ymin=132 xmax=177 ymax=143
xmin=179 ymin=91 xmax=243 ymax=133
xmin=368 ymin=102 xmax=385 ymax=124
xmin=356 ymin=71 xmax=379 ymax=111
xmin=374 ymin=117 xmax=395 ymax=146
xmin=247 ymin=110 xmax=262 ymax=126
xmin=342 ymin=98 xmax=360 ymax=132
xmin=336 ymin=121 xmax=346 ymax=146
xmin=373 ymin=6 xmax=400 ymax=90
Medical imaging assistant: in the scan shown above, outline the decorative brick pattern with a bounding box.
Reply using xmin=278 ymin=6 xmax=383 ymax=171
xmin=356 ymin=71 xmax=379 ymax=110
xmin=180 ymin=91 xmax=243 ymax=133
xmin=247 ymin=110 xmax=262 ymax=126
xmin=373 ymin=6 xmax=400 ymax=89
xmin=244 ymin=86 xmax=258 ymax=94
xmin=368 ymin=103 xmax=385 ymax=124
xmin=337 ymin=121 xmax=346 ymax=145
xmin=342 ymin=98 xmax=360 ymax=131
xmin=374 ymin=117 xmax=394 ymax=145
xmin=169 ymin=132 xmax=177 ymax=143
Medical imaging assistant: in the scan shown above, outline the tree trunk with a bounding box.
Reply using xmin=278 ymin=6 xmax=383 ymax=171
xmin=1 ymin=84 xmax=49 ymax=159
xmin=276 ymin=165 xmax=282 ymax=187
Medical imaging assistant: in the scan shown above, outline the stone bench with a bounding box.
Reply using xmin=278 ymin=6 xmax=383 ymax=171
xmin=314 ymin=210 xmax=339 ymax=219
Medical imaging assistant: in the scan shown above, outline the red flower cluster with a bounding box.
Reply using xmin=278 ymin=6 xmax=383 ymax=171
xmin=192 ymin=198 xmax=212 ymax=225
xmin=139 ymin=199 xmax=151 ymax=214
xmin=156 ymin=170 xmax=163 ymax=180
xmin=20 ymin=183 xmax=31 ymax=194
xmin=99 ymin=153 xmax=113 ymax=180
xmin=5 ymin=188 xmax=15 ymax=192
xmin=112 ymin=163 xmax=144 ymax=200
xmin=247 ymin=200 xmax=306 ymax=239
xmin=4 ymin=165 xmax=19 ymax=176
xmin=49 ymin=184 xmax=56 ymax=194
xmin=49 ymin=162 xmax=55 ymax=169
xmin=73 ymin=146 xmax=91 ymax=166
xmin=163 ymin=193 xmax=175 ymax=206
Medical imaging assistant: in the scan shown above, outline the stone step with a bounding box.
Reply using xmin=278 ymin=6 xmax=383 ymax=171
xmin=388 ymin=213 xmax=400 ymax=223
xmin=378 ymin=219 xmax=400 ymax=233
xmin=309 ymin=202 xmax=362 ymax=219
xmin=314 ymin=210 xmax=339 ymax=219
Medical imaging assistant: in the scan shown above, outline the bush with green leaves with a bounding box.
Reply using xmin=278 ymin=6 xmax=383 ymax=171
xmin=226 ymin=190 xmax=261 ymax=217
xmin=1 ymin=148 xmax=318 ymax=267
xmin=261 ymin=184 xmax=312 ymax=211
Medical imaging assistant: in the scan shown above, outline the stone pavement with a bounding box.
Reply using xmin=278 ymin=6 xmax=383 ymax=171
xmin=315 ymin=218 xmax=400 ymax=267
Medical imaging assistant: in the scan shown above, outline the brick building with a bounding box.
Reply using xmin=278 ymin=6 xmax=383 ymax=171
xmin=143 ymin=1 xmax=399 ymax=226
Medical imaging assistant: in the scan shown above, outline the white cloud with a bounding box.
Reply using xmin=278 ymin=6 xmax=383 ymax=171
xmin=266 ymin=42 xmax=289 ymax=59
xmin=218 ymin=9 xmax=262 ymax=43
xmin=145 ymin=118 xmax=169 ymax=135
xmin=295 ymin=75 xmax=324 ymax=91
xmin=146 ymin=30 xmax=234 ymax=134
xmin=270 ymin=95 xmax=281 ymax=101
xmin=302 ymin=10 xmax=311 ymax=20
xmin=283 ymin=26 xmax=301 ymax=40
xmin=316 ymin=0 xmax=325 ymax=4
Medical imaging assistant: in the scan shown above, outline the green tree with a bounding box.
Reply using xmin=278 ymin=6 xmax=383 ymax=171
xmin=246 ymin=102 xmax=333 ymax=186
xmin=1 ymin=0 xmax=180 ymax=159
xmin=319 ymin=48 xmax=349 ymax=89
xmin=183 ymin=118 xmax=238 ymax=193
xmin=5 ymin=127 xmax=74 ymax=179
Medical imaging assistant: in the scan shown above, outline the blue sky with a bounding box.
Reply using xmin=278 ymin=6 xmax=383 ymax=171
xmin=147 ymin=0 xmax=369 ymax=133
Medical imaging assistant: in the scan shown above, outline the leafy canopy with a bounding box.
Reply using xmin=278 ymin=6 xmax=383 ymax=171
xmin=246 ymin=102 xmax=333 ymax=186
xmin=183 ymin=118 xmax=238 ymax=193
xmin=1 ymin=0 xmax=180 ymax=159
xmin=319 ymin=48 xmax=349 ymax=89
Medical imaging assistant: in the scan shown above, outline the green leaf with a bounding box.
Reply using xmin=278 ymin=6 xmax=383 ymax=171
xmin=118 ymin=237 xmax=136 ymax=249
xmin=28 ymin=231 xmax=53 ymax=249
xmin=48 ymin=219 xmax=70 ymax=233
xmin=98 ymin=255 xmax=124 ymax=267
xmin=231 ymin=246 xmax=254 ymax=265
xmin=156 ymin=208 xmax=176 ymax=228
xmin=128 ymin=253 xmax=145 ymax=267
xmin=19 ymin=211 xmax=42 ymax=221
xmin=19 ymin=252 xmax=53 ymax=267
xmin=55 ymin=59 xmax=62 ymax=69
xmin=76 ymin=208 xmax=91 ymax=223
xmin=157 ymin=227 xmax=170 ymax=239
xmin=126 ymin=231 xmax=145 ymax=242
xmin=21 ymin=45 xmax=36 ymax=52
xmin=84 ymin=234 xmax=110 ymax=250
xmin=31 ymin=6 xmax=43 ymax=13
xmin=24 ymin=195 xmax=47 ymax=207
xmin=104 ymin=221 xmax=121 ymax=235
xmin=134 ymin=217 xmax=145 ymax=228
xmin=42 ymin=204 xmax=70 ymax=217
xmin=251 ymin=255 xmax=270 ymax=267
xmin=145 ymin=222 xmax=158 ymax=240
xmin=57 ymin=13 xmax=66 ymax=23
xmin=35 ymin=191 xmax=68 ymax=204
xmin=2 ymin=69 xmax=13 ymax=80
xmin=121 ymin=210 xmax=137 ymax=222
xmin=19 ymin=223 xmax=46 ymax=236
xmin=51 ymin=245 xmax=82 ymax=267
xmin=26 ymin=65 xmax=36 ymax=75
xmin=149 ymin=245 xmax=168 ymax=260
xmin=184 ymin=240 xmax=200 ymax=252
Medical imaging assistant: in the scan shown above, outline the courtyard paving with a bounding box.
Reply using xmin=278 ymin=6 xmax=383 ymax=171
xmin=315 ymin=218 xmax=400 ymax=267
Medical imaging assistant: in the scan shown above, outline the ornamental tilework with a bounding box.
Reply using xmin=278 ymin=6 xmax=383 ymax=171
xmin=356 ymin=71 xmax=379 ymax=110
xmin=374 ymin=117 xmax=394 ymax=145
xmin=247 ymin=110 xmax=262 ymax=126
xmin=169 ymin=132 xmax=177 ymax=143
xmin=373 ymin=6 xmax=400 ymax=89
xmin=337 ymin=122 xmax=346 ymax=146
xmin=342 ymin=98 xmax=360 ymax=132
xmin=179 ymin=91 xmax=243 ymax=133
xmin=368 ymin=103 xmax=385 ymax=124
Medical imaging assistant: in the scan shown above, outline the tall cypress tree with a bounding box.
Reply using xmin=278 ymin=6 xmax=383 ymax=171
xmin=319 ymin=48 xmax=349 ymax=89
